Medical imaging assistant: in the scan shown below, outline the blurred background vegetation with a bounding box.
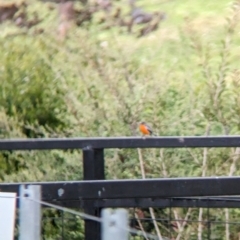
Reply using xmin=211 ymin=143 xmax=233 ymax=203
xmin=1 ymin=0 xmax=240 ymax=239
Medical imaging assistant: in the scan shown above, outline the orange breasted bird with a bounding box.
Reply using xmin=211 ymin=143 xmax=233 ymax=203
xmin=139 ymin=122 xmax=155 ymax=136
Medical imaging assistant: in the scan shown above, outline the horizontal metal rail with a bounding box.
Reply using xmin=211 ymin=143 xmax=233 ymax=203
xmin=0 ymin=136 xmax=240 ymax=150
xmin=1 ymin=177 xmax=240 ymax=200
xmin=93 ymin=197 xmax=240 ymax=208
xmin=14 ymin=197 xmax=240 ymax=209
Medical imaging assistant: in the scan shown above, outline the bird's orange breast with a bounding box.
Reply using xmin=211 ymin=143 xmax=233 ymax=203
xmin=139 ymin=124 xmax=150 ymax=135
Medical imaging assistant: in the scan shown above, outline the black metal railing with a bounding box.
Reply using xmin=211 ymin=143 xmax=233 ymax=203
xmin=1 ymin=136 xmax=240 ymax=239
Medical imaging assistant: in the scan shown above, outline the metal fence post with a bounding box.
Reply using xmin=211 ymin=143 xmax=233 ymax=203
xmin=19 ymin=185 xmax=41 ymax=240
xmin=101 ymin=209 xmax=128 ymax=240
xmin=83 ymin=147 xmax=105 ymax=240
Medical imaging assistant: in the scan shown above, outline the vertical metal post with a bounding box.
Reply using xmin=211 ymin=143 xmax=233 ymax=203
xmin=19 ymin=185 xmax=41 ymax=240
xmin=83 ymin=147 xmax=105 ymax=240
xmin=101 ymin=209 xmax=128 ymax=240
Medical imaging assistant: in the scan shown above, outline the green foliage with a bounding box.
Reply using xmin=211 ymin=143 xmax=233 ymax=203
xmin=0 ymin=37 xmax=67 ymax=137
xmin=42 ymin=211 xmax=84 ymax=240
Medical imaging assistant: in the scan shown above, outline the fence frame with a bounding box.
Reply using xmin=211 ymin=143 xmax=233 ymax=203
xmin=1 ymin=136 xmax=240 ymax=240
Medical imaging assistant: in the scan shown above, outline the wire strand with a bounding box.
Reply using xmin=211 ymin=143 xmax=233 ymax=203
xmin=28 ymin=197 xmax=160 ymax=240
xmin=1 ymin=195 xmax=160 ymax=239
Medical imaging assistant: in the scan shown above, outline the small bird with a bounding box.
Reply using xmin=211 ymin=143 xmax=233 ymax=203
xmin=139 ymin=122 xmax=155 ymax=136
